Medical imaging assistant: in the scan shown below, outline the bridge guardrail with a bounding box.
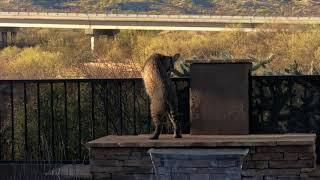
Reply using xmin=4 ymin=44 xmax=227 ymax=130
xmin=0 ymin=11 xmax=319 ymax=24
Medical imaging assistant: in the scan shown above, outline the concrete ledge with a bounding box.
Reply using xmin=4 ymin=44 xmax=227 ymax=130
xmin=86 ymin=134 xmax=316 ymax=148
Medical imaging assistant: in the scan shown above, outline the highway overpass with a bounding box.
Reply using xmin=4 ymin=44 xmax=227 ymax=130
xmin=0 ymin=12 xmax=320 ymax=31
xmin=0 ymin=12 xmax=320 ymax=50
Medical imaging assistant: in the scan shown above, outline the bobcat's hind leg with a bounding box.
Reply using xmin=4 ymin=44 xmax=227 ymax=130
xmin=168 ymin=111 xmax=182 ymax=138
xmin=149 ymin=112 xmax=163 ymax=140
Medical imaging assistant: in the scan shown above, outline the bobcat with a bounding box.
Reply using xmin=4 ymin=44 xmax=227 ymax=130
xmin=142 ymin=53 xmax=182 ymax=140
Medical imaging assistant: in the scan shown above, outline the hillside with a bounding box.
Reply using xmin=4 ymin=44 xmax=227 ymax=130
xmin=1 ymin=0 xmax=320 ymax=16
xmin=1 ymin=1 xmax=320 ymax=79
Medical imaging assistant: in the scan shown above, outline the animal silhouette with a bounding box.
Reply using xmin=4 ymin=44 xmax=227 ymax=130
xmin=142 ymin=53 xmax=182 ymax=139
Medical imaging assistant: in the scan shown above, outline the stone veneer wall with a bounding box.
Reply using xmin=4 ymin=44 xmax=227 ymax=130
xmin=90 ymin=144 xmax=316 ymax=180
xmin=243 ymin=145 xmax=316 ymax=179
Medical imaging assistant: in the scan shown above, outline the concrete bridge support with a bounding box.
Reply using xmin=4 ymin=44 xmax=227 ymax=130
xmin=10 ymin=31 xmax=17 ymax=45
xmin=0 ymin=28 xmax=18 ymax=47
xmin=85 ymin=29 xmax=119 ymax=52
xmin=90 ymin=36 xmax=95 ymax=52
xmin=1 ymin=32 xmax=8 ymax=47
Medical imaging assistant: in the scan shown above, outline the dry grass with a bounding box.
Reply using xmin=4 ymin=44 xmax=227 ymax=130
xmin=1 ymin=26 xmax=320 ymax=79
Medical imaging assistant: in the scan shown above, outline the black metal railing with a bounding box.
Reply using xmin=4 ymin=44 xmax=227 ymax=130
xmin=1 ymin=76 xmax=320 ymax=163
xmin=251 ymin=75 xmax=320 ymax=134
xmin=0 ymin=78 xmax=190 ymax=163
xmin=251 ymin=75 xmax=320 ymax=162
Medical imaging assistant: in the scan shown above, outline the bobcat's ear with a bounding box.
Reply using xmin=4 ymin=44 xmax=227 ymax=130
xmin=173 ymin=54 xmax=180 ymax=62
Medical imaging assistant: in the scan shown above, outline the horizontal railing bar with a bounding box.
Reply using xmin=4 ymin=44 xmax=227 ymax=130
xmin=0 ymin=78 xmax=146 ymax=82
xmin=0 ymin=160 xmax=89 ymax=164
xmin=1 ymin=76 xmax=320 ymax=83
xmin=252 ymin=75 xmax=320 ymax=79
xmin=0 ymin=77 xmax=190 ymax=83
xmin=0 ymin=79 xmax=143 ymax=83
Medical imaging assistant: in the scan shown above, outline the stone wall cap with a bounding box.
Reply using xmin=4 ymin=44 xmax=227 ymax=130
xmin=86 ymin=134 xmax=316 ymax=148
xmin=186 ymin=59 xmax=252 ymax=64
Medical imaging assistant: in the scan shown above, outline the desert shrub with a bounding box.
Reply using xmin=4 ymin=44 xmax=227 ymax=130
xmin=2 ymin=26 xmax=320 ymax=78
xmin=5 ymin=47 xmax=64 ymax=79
xmin=0 ymin=47 xmax=21 ymax=60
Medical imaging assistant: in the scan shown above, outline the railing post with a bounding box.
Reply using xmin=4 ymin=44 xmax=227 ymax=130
xmin=23 ymin=82 xmax=28 ymax=160
xmin=77 ymin=81 xmax=82 ymax=160
xmin=249 ymin=73 xmax=253 ymax=133
xmin=0 ymin=109 xmax=2 ymax=160
xmin=119 ymin=81 xmax=123 ymax=135
xmin=50 ymin=82 xmax=55 ymax=161
xmin=91 ymin=81 xmax=95 ymax=140
xmin=64 ymin=81 xmax=68 ymax=160
xmin=133 ymin=81 xmax=137 ymax=135
xmin=147 ymin=97 xmax=151 ymax=134
xmin=37 ymin=83 xmax=41 ymax=160
xmin=10 ymin=82 xmax=14 ymax=160
xmin=104 ymin=81 xmax=109 ymax=136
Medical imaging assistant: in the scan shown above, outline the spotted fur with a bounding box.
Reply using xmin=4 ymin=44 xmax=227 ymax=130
xmin=142 ymin=53 xmax=181 ymax=139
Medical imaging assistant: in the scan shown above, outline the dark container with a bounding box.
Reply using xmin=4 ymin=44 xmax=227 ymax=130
xmin=189 ymin=60 xmax=252 ymax=135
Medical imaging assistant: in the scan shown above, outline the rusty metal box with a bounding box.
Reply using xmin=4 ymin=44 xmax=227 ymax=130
xmin=189 ymin=60 xmax=252 ymax=135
